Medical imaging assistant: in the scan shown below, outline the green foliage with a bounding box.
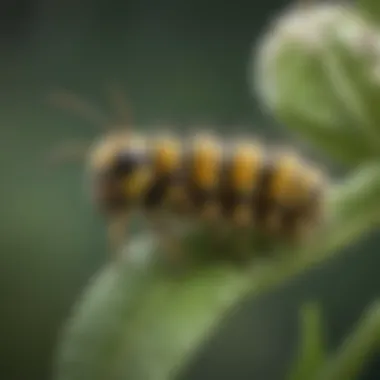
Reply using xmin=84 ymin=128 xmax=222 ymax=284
xmin=53 ymin=1 xmax=380 ymax=380
xmin=287 ymin=303 xmax=326 ymax=380
xmin=288 ymin=301 xmax=380 ymax=380
xmin=313 ymin=300 xmax=380 ymax=380
xmin=54 ymin=242 xmax=250 ymax=380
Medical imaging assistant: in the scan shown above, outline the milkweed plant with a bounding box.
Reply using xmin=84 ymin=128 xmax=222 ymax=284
xmin=53 ymin=1 xmax=380 ymax=379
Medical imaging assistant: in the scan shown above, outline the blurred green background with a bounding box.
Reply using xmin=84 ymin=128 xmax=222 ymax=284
xmin=1 ymin=0 xmax=380 ymax=379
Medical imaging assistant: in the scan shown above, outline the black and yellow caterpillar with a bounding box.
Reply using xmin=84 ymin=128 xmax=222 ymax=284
xmin=50 ymin=89 xmax=328 ymax=258
xmin=88 ymin=131 xmax=327 ymax=249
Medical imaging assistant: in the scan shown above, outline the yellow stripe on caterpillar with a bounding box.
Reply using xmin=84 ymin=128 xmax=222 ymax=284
xmin=152 ymin=136 xmax=181 ymax=174
xmin=231 ymin=142 xmax=263 ymax=192
xmin=123 ymin=167 xmax=153 ymax=199
xmin=269 ymin=152 xmax=302 ymax=204
xmin=191 ymin=134 xmax=222 ymax=189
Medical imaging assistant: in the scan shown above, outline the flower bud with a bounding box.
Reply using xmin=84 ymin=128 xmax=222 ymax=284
xmin=252 ymin=2 xmax=380 ymax=165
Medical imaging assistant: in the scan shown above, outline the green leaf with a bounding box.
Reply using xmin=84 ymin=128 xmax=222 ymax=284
xmin=287 ymin=303 xmax=326 ymax=380
xmin=53 ymin=239 xmax=156 ymax=380
xmin=54 ymin=239 xmax=251 ymax=380
xmin=314 ymin=300 xmax=380 ymax=380
xmin=54 ymin=161 xmax=380 ymax=380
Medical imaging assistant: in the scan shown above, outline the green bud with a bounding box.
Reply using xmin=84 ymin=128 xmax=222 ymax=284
xmin=252 ymin=2 xmax=380 ymax=165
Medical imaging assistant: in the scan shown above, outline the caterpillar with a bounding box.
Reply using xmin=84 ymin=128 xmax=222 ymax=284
xmin=49 ymin=87 xmax=328 ymax=261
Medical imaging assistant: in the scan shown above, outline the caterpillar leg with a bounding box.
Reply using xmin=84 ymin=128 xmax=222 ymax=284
xmin=201 ymin=221 xmax=250 ymax=263
xmin=148 ymin=214 xmax=188 ymax=270
xmin=106 ymin=212 xmax=129 ymax=259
